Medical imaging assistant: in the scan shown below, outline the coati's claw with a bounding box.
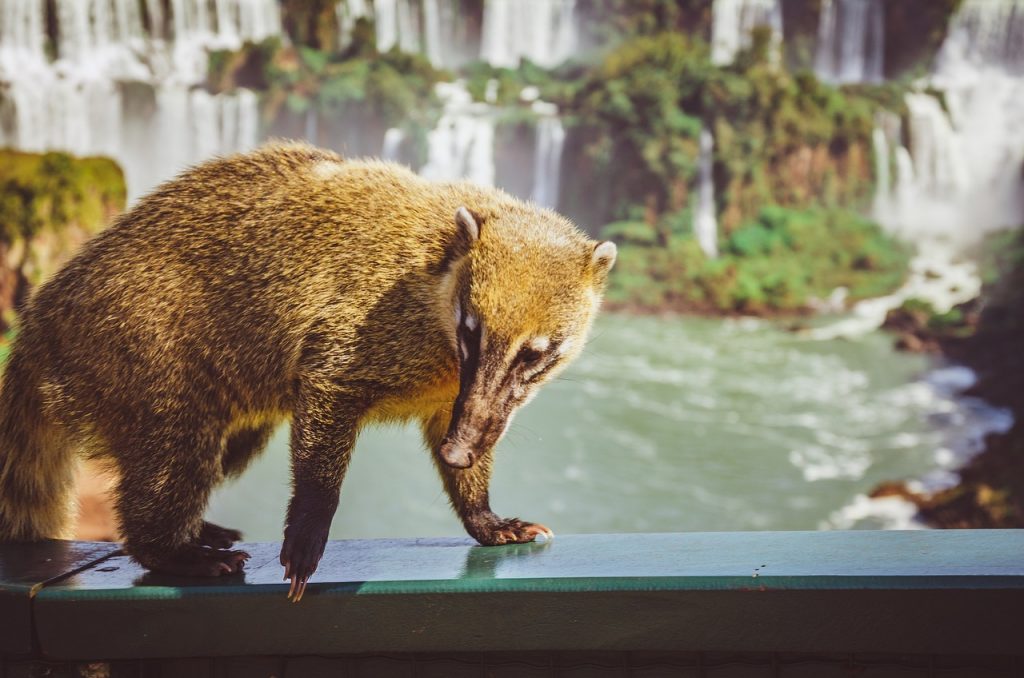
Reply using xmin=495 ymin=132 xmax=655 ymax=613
xmin=287 ymin=575 xmax=310 ymax=602
xmin=476 ymin=517 xmax=554 ymax=546
xmin=196 ymin=521 xmax=244 ymax=549
xmin=134 ymin=546 xmax=250 ymax=577
xmin=526 ymin=523 xmax=555 ymax=541
xmin=280 ymin=527 xmax=328 ymax=602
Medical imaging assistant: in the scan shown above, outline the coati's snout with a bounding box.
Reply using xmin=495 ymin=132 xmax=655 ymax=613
xmin=438 ymin=375 xmax=512 ymax=469
xmin=438 ymin=313 xmax=510 ymax=470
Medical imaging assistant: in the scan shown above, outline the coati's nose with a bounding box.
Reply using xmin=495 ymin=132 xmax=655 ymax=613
xmin=439 ymin=440 xmax=475 ymax=469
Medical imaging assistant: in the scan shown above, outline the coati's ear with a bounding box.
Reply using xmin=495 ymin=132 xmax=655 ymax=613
xmin=590 ymin=241 xmax=617 ymax=285
xmin=442 ymin=206 xmax=482 ymax=272
xmin=455 ymin=206 xmax=481 ymax=243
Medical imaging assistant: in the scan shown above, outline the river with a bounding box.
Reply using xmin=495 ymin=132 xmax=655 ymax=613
xmin=207 ymin=313 xmax=1010 ymax=540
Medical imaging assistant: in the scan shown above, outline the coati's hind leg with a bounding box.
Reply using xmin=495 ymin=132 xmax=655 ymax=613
xmin=115 ymin=426 xmax=249 ymax=576
xmin=194 ymin=521 xmax=243 ymax=549
xmin=190 ymin=423 xmax=277 ymax=548
xmin=421 ymin=410 xmax=553 ymax=546
xmin=221 ymin=423 xmax=275 ymax=479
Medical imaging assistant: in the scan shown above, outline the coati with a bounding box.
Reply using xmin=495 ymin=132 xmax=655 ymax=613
xmin=0 ymin=142 xmax=616 ymax=600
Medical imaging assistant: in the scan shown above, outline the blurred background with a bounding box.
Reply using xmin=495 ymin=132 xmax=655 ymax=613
xmin=1 ymin=0 xmax=1022 ymax=541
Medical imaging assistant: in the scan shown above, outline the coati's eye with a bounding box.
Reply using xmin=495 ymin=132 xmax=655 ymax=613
xmin=516 ymin=345 xmax=544 ymax=366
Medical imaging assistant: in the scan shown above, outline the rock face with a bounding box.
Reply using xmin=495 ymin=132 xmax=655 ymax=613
xmin=878 ymin=231 xmax=1024 ymax=528
xmin=0 ymin=150 xmax=126 ymax=328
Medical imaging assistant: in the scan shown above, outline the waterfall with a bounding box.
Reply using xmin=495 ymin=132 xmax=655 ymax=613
xmin=841 ymin=0 xmax=1024 ymax=340
xmin=710 ymin=0 xmax=783 ymax=66
xmin=693 ymin=128 xmax=719 ymax=258
xmin=871 ymin=110 xmax=902 ymax=220
xmin=871 ymin=126 xmax=890 ymax=214
xmin=0 ymin=0 xmax=276 ymax=201
xmin=530 ymin=105 xmax=565 ymax=209
xmin=420 ymin=82 xmax=496 ymax=187
xmin=417 ymin=82 xmax=566 ymax=210
xmin=421 ymin=0 xmax=443 ymax=66
xmin=372 ymin=0 xmax=420 ymax=54
xmin=381 ymin=127 xmax=405 ymax=161
xmin=814 ymin=0 xmax=885 ymax=84
xmin=480 ymin=0 xmax=577 ymax=68
xmin=878 ymin=0 xmax=1024 ymax=243
xmin=337 ymin=0 xmax=578 ymax=68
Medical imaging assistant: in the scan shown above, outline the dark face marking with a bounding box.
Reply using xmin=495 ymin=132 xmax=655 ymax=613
xmin=438 ymin=302 xmax=564 ymax=469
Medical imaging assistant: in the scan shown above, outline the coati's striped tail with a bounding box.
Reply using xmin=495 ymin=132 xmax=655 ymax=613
xmin=0 ymin=348 xmax=76 ymax=541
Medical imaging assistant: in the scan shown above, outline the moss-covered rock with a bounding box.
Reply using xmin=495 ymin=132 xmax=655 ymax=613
xmin=877 ymin=226 xmax=1024 ymax=528
xmin=0 ymin=150 xmax=125 ymax=327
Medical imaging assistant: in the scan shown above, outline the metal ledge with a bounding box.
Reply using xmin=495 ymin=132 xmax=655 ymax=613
xmin=2 ymin=531 xmax=1022 ymax=660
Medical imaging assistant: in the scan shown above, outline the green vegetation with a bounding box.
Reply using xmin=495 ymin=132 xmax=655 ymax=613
xmin=607 ymin=206 xmax=909 ymax=313
xmin=576 ymin=0 xmax=712 ymax=46
xmin=553 ymin=31 xmax=901 ymax=313
xmin=0 ymin=150 xmax=124 ymax=246
xmin=0 ymin=150 xmax=125 ymax=327
xmin=207 ymin=26 xmax=445 ymax=156
xmin=565 ymin=31 xmax=877 ymax=228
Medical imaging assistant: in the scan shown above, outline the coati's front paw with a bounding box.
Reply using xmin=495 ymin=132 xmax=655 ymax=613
xmin=134 ymin=544 xmax=250 ymax=577
xmin=280 ymin=525 xmax=329 ymax=602
xmin=195 ymin=521 xmax=243 ymax=549
xmin=470 ymin=515 xmax=555 ymax=546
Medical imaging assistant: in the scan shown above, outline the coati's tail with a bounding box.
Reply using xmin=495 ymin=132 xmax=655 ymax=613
xmin=0 ymin=348 xmax=76 ymax=541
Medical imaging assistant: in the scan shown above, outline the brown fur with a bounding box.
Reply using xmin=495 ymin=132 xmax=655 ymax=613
xmin=0 ymin=142 xmax=614 ymax=598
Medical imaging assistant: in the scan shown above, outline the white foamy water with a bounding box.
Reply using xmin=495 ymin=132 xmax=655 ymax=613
xmin=480 ymin=0 xmax=577 ymax=68
xmin=419 ymin=82 xmax=497 ymax=186
xmin=805 ymin=240 xmax=981 ymax=342
xmin=339 ymin=0 xmax=577 ymax=70
xmin=417 ymin=82 xmax=567 ymax=208
xmin=814 ymin=0 xmax=885 ymax=84
xmin=693 ymin=128 xmax=718 ymax=258
xmin=875 ymin=0 xmax=1024 ymax=243
xmin=530 ymin=108 xmax=565 ymax=209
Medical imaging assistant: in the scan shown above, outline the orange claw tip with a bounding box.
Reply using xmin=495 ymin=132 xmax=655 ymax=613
xmin=525 ymin=523 xmax=555 ymax=542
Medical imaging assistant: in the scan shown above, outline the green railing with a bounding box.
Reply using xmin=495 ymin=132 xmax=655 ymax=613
xmin=2 ymin=531 xmax=1022 ymax=676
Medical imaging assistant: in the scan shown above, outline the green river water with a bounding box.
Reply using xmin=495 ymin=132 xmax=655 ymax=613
xmin=207 ymin=314 xmax=1008 ymax=539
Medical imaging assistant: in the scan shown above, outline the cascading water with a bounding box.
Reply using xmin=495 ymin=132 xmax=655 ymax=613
xmin=341 ymin=0 xmax=578 ymax=70
xmin=480 ymin=0 xmax=577 ymax=68
xmin=925 ymin=0 xmax=1024 ymax=237
xmin=380 ymin=127 xmax=405 ymax=161
xmin=530 ymin=105 xmax=565 ymax=209
xmin=822 ymin=0 xmax=1024 ymax=339
xmin=693 ymin=129 xmax=718 ymax=258
xmin=814 ymin=0 xmax=885 ymax=84
xmin=874 ymin=0 xmax=1024 ymax=244
xmin=340 ymin=0 xmax=461 ymax=68
xmin=710 ymin=0 xmax=783 ymax=65
xmin=419 ymin=82 xmax=496 ymax=187
xmin=413 ymin=82 xmax=566 ymax=210
xmin=0 ymin=0 xmax=276 ymax=201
